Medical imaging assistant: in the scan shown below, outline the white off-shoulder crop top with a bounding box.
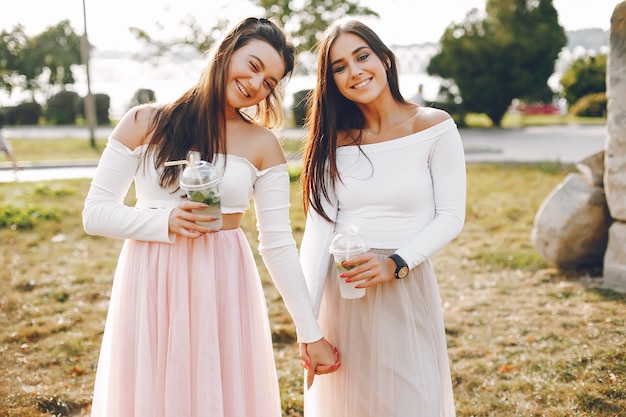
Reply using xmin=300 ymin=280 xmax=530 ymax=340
xmin=133 ymin=148 xmax=262 ymax=215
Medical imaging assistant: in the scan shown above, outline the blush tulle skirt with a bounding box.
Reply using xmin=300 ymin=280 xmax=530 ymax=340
xmin=89 ymin=229 xmax=282 ymax=417
xmin=304 ymin=250 xmax=456 ymax=417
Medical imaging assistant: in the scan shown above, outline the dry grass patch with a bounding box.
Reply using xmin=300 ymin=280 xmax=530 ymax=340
xmin=1 ymin=163 xmax=625 ymax=417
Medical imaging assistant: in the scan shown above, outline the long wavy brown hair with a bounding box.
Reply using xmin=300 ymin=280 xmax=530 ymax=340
xmin=143 ymin=17 xmax=295 ymax=189
xmin=301 ymin=19 xmax=408 ymax=222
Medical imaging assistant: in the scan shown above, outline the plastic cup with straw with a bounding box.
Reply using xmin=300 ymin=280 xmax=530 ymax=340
xmin=165 ymin=151 xmax=222 ymax=230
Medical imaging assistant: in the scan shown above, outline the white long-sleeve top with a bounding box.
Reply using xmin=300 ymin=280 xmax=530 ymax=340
xmin=300 ymin=118 xmax=466 ymax=315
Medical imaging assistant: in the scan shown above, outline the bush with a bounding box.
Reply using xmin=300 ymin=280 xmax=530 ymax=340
xmin=0 ymin=203 xmax=63 ymax=229
xmin=560 ymin=54 xmax=607 ymax=106
xmin=569 ymin=92 xmax=607 ymax=118
xmin=76 ymin=93 xmax=111 ymax=125
xmin=292 ymin=89 xmax=310 ymax=127
xmin=429 ymin=100 xmax=466 ymax=126
xmin=5 ymin=102 xmax=42 ymax=125
xmin=46 ymin=90 xmax=80 ymax=125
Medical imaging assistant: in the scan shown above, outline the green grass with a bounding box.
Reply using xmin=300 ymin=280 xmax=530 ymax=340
xmin=465 ymin=112 xmax=606 ymax=128
xmin=7 ymin=137 xmax=108 ymax=162
xmin=1 ymin=150 xmax=624 ymax=416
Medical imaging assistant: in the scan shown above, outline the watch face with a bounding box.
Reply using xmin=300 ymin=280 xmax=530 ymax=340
xmin=397 ymin=266 xmax=409 ymax=279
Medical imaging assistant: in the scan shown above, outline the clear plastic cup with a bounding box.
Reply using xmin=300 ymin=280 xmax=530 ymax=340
xmin=179 ymin=154 xmax=222 ymax=231
xmin=329 ymin=226 xmax=369 ymax=299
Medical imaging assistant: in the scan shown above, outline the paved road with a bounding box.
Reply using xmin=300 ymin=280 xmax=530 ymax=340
xmin=0 ymin=124 xmax=607 ymax=183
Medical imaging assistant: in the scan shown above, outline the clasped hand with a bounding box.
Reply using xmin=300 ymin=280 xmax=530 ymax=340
xmin=299 ymin=337 xmax=341 ymax=389
xmin=168 ymin=201 xmax=219 ymax=238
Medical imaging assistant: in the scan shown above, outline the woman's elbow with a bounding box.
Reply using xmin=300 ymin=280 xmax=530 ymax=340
xmin=82 ymin=204 xmax=101 ymax=236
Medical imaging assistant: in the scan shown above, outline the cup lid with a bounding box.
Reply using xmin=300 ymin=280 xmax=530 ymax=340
xmin=180 ymin=161 xmax=221 ymax=190
xmin=329 ymin=225 xmax=369 ymax=255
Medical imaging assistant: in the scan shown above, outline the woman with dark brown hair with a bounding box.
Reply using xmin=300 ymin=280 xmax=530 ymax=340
xmin=83 ymin=16 xmax=339 ymax=417
xmin=299 ymin=19 xmax=465 ymax=417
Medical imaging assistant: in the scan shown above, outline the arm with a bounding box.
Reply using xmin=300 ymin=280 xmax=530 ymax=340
xmin=340 ymin=125 xmax=466 ymax=287
xmin=83 ymin=106 xmax=216 ymax=242
xmin=253 ymin=164 xmax=324 ymax=343
xmin=395 ymin=126 xmax=466 ymax=268
xmin=254 ymin=164 xmax=339 ymax=387
xmin=82 ymin=138 xmax=175 ymax=243
xmin=299 ymin=185 xmax=338 ymax=317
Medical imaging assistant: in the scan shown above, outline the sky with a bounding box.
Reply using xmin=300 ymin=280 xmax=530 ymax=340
xmin=0 ymin=0 xmax=617 ymax=52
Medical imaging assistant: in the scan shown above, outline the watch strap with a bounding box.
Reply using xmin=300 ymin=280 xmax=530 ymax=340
xmin=388 ymin=253 xmax=409 ymax=279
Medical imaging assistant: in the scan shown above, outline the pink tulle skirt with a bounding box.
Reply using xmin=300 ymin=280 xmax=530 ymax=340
xmin=304 ymin=250 xmax=456 ymax=417
xmin=90 ymin=229 xmax=282 ymax=417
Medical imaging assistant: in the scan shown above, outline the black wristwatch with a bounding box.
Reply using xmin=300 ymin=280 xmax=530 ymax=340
xmin=388 ymin=254 xmax=409 ymax=279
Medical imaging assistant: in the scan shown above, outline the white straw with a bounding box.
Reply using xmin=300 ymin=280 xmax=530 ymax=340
xmin=164 ymin=160 xmax=188 ymax=166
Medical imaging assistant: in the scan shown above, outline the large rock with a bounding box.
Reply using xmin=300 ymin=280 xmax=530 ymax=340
xmin=531 ymin=173 xmax=612 ymax=270
xmin=605 ymin=2 xmax=626 ymax=221
xmin=602 ymin=2 xmax=626 ymax=291
xmin=576 ymin=150 xmax=604 ymax=187
xmin=603 ymin=223 xmax=626 ymax=292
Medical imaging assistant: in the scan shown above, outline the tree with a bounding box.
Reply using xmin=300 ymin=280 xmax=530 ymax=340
xmin=27 ymin=20 xmax=82 ymax=98
xmin=427 ymin=0 xmax=566 ymax=126
xmin=0 ymin=20 xmax=82 ymax=102
xmin=559 ymin=54 xmax=607 ymax=107
xmin=0 ymin=25 xmax=29 ymax=96
xmin=253 ymin=0 xmax=378 ymax=52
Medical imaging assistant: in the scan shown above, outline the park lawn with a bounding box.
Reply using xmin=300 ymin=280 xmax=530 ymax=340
xmin=1 ymin=162 xmax=625 ymax=417
xmin=8 ymin=138 xmax=108 ymax=162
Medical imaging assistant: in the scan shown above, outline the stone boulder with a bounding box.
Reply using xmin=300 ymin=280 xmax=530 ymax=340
xmin=531 ymin=173 xmax=612 ymax=270
xmin=602 ymin=1 xmax=626 ymax=290
xmin=576 ymin=150 xmax=604 ymax=187
xmin=604 ymin=223 xmax=626 ymax=292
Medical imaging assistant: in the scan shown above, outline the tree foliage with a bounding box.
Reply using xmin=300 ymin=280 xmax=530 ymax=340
xmin=427 ymin=0 xmax=566 ymax=126
xmin=0 ymin=25 xmax=29 ymax=95
xmin=129 ymin=17 xmax=230 ymax=56
xmin=559 ymin=54 xmax=606 ymax=107
xmin=0 ymin=20 xmax=81 ymax=102
xmin=130 ymin=0 xmax=377 ymax=61
xmin=253 ymin=0 xmax=378 ymax=52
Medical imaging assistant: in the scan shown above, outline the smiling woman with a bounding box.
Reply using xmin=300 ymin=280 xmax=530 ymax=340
xmin=300 ymin=18 xmax=466 ymax=417
xmin=81 ymin=16 xmax=339 ymax=417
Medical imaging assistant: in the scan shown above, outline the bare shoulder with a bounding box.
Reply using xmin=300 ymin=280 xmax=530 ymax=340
xmin=255 ymin=125 xmax=287 ymax=170
xmin=414 ymin=106 xmax=452 ymax=131
xmin=229 ymin=122 xmax=286 ymax=170
xmin=110 ymin=104 xmax=157 ymax=150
